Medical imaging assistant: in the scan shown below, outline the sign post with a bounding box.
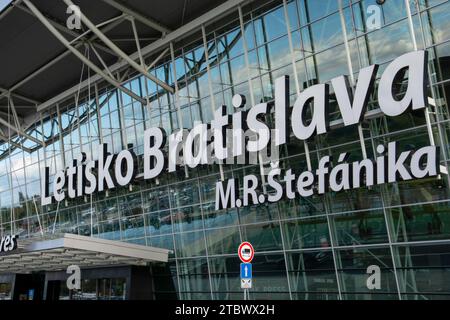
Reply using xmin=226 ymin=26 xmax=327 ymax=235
xmin=238 ymin=242 xmax=254 ymax=300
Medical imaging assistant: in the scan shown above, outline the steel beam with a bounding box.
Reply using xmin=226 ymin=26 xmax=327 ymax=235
xmin=338 ymin=0 xmax=368 ymax=160
xmin=129 ymin=17 xmax=145 ymax=68
xmin=15 ymin=3 xmax=79 ymax=38
xmin=0 ymin=0 xmax=19 ymax=23
xmin=68 ymin=14 xmax=125 ymax=45
xmin=15 ymin=3 xmax=117 ymax=57
xmin=8 ymin=96 xmax=23 ymax=131
xmin=0 ymin=16 xmax=126 ymax=102
xmin=147 ymin=47 xmax=169 ymax=71
xmin=88 ymin=42 xmax=115 ymax=79
xmin=0 ymin=115 xmax=44 ymax=146
xmin=0 ymin=139 xmax=31 ymax=154
xmin=131 ymin=0 xmax=254 ymax=69
xmin=0 ymin=134 xmax=32 ymax=153
xmin=35 ymin=0 xmax=252 ymax=112
xmin=109 ymin=37 xmax=159 ymax=42
xmin=63 ymin=0 xmax=174 ymax=93
xmin=0 ymin=111 xmax=23 ymax=123
xmin=22 ymin=0 xmax=146 ymax=105
xmin=100 ymin=0 xmax=171 ymax=34
xmin=0 ymin=105 xmax=34 ymax=110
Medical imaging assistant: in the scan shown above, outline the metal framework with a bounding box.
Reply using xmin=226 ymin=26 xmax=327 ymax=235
xmin=1 ymin=0 xmax=442 ymax=166
xmin=0 ymin=233 xmax=170 ymax=273
xmin=0 ymin=0 xmax=184 ymax=139
xmin=100 ymin=0 xmax=171 ymax=35
xmin=0 ymin=0 xmax=252 ymax=159
xmin=34 ymin=0 xmax=253 ymax=112
xmin=0 ymin=0 xmax=254 ymax=153
xmin=22 ymin=0 xmax=147 ymax=105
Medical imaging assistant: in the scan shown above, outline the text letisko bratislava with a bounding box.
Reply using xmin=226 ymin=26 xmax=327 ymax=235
xmin=40 ymin=50 xmax=440 ymax=210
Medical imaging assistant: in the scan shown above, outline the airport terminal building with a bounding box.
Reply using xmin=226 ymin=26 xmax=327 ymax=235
xmin=0 ymin=0 xmax=450 ymax=300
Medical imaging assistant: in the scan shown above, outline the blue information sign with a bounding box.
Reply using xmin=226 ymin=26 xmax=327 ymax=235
xmin=240 ymin=263 xmax=252 ymax=279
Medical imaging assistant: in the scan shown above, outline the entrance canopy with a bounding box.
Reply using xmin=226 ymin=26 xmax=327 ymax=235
xmin=0 ymin=233 xmax=170 ymax=274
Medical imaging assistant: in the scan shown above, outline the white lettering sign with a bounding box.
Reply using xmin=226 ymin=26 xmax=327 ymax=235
xmin=40 ymin=51 xmax=438 ymax=211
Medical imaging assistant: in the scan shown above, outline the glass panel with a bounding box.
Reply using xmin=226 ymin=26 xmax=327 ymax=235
xmin=395 ymin=244 xmax=450 ymax=299
xmin=249 ymin=254 xmax=290 ymax=299
xmin=172 ymin=205 xmax=203 ymax=233
xmin=209 ymin=256 xmax=241 ymax=300
xmin=175 ymin=231 xmax=207 ymax=258
xmin=390 ymin=201 xmax=450 ymax=242
xmin=205 ymin=226 xmax=241 ymax=255
xmin=365 ymin=20 xmax=414 ymax=64
xmin=333 ymin=210 xmax=389 ymax=246
xmin=240 ymin=221 xmax=283 ymax=251
xmin=287 ymin=250 xmax=339 ymax=300
xmin=178 ymin=258 xmax=211 ymax=299
xmin=72 ymin=279 xmax=97 ymax=300
xmin=337 ymin=247 xmax=398 ymax=300
xmin=283 ymin=217 xmax=331 ymax=249
xmin=0 ymin=283 xmax=12 ymax=300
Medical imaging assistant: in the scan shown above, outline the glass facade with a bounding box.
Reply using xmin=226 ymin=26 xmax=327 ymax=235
xmin=1 ymin=0 xmax=450 ymax=300
xmin=59 ymin=278 xmax=127 ymax=300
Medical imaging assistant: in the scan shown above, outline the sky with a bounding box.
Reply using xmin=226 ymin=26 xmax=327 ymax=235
xmin=0 ymin=0 xmax=11 ymax=12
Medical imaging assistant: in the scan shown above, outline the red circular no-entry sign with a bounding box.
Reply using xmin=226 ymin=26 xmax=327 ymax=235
xmin=238 ymin=242 xmax=254 ymax=263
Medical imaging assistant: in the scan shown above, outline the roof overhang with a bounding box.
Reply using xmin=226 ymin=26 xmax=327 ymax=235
xmin=0 ymin=233 xmax=170 ymax=274
xmin=0 ymin=0 xmax=257 ymax=159
xmin=0 ymin=0 xmax=239 ymax=115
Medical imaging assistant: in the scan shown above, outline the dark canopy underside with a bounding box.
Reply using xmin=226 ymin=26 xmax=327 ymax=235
xmin=0 ymin=0 xmax=225 ymax=117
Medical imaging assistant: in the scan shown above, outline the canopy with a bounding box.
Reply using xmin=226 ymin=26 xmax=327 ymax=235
xmin=0 ymin=233 xmax=170 ymax=273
